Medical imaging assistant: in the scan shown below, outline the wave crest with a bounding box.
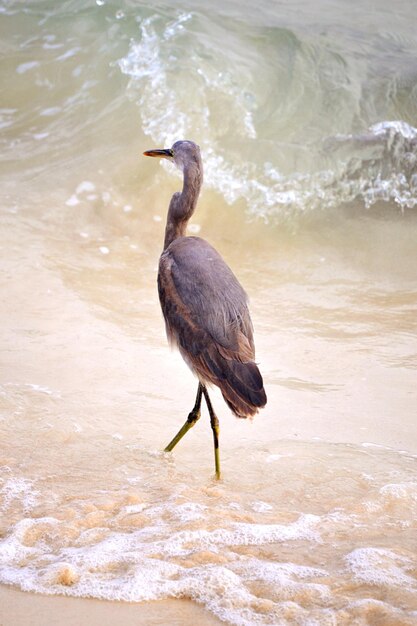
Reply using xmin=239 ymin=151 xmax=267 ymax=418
xmin=119 ymin=12 xmax=417 ymax=219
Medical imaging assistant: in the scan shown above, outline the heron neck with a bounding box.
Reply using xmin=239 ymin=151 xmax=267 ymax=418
xmin=163 ymin=161 xmax=202 ymax=250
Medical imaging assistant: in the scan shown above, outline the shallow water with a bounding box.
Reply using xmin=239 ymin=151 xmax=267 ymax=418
xmin=1 ymin=0 xmax=417 ymax=624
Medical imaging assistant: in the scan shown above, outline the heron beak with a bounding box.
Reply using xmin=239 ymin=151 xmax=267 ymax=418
xmin=143 ymin=148 xmax=174 ymax=159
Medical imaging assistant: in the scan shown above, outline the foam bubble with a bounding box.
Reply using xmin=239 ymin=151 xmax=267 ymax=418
xmin=379 ymin=482 xmax=417 ymax=501
xmin=0 ymin=478 xmax=40 ymax=513
xmin=56 ymin=47 xmax=80 ymax=62
xmin=345 ymin=548 xmax=416 ymax=589
xmin=16 ymin=61 xmax=40 ymax=74
xmin=25 ymin=383 xmax=58 ymax=396
xmin=65 ymin=194 xmax=80 ymax=206
xmin=40 ymin=107 xmax=62 ymax=116
xmin=266 ymin=453 xmax=294 ymax=463
xmin=1 ymin=442 xmax=417 ymax=624
xmin=251 ymin=501 xmax=273 ymax=513
xmin=370 ymin=120 xmax=417 ymax=140
xmin=75 ymin=180 xmax=96 ymax=194
xmin=33 ymin=132 xmax=49 ymax=140
xmin=171 ymin=502 xmax=208 ymax=523
xmin=153 ymin=513 xmax=322 ymax=557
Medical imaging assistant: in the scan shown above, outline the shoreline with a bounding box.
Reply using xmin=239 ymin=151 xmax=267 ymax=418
xmin=0 ymin=585 xmax=223 ymax=626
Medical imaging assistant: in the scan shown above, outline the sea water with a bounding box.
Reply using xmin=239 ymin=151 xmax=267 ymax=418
xmin=1 ymin=1 xmax=417 ymax=624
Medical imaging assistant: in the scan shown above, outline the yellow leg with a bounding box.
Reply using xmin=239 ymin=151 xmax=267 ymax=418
xmin=202 ymin=386 xmax=221 ymax=480
xmin=164 ymin=383 xmax=203 ymax=452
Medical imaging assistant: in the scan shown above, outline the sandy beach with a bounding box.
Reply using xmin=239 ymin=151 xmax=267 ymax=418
xmin=0 ymin=587 xmax=223 ymax=626
xmin=0 ymin=586 xmax=222 ymax=626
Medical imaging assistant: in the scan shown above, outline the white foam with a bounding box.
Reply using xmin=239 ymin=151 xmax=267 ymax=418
xmin=118 ymin=13 xmax=261 ymax=209
xmin=2 ymin=438 xmax=417 ymax=624
xmin=379 ymin=482 xmax=417 ymax=501
xmin=65 ymin=194 xmax=80 ymax=206
xmin=26 ymin=383 xmax=58 ymax=396
xmin=16 ymin=61 xmax=40 ymax=74
xmin=370 ymin=120 xmax=417 ymax=140
xmin=152 ymin=513 xmax=322 ymax=557
xmin=345 ymin=548 xmax=416 ymax=589
xmin=76 ymin=180 xmax=96 ymax=194
xmin=126 ymin=476 xmax=143 ymax=486
xmin=120 ymin=503 xmax=147 ymax=515
xmin=233 ymin=559 xmax=330 ymax=605
xmin=171 ymin=502 xmax=207 ymax=522
xmin=0 ymin=517 xmax=59 ymax=572
xmin=40 ymin=107 xmax=61 ymax=116
xmin=33 ymin=132 xmax=49 ymax=140
xmin=0 ymin=478 xmax=40 ymax=513
xmin=56 ymin=47 xmax=80 ymax=62
xmin=251 ymin=501 xmax=273 ymax=513
xmin=266 ymin=453 xmax=294 ymax=463
xmin=0 ymin=495 xmax=415 ymax=626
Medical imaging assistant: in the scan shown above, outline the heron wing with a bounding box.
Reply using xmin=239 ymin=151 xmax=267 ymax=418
xmin=158 ymin=236 xmax=266 ymax=416
xmin=158 ymin=236 xmax=255 ymax=363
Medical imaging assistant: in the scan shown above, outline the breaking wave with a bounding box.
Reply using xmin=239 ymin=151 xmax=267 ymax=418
xmin=119 ymin=12 xmax=417 ymax=219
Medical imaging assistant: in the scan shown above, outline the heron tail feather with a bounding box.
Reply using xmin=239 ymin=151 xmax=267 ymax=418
xmin=199 ymin=347 xmax=266 ymax=418
xmin=220 ymin=360 xmax=267 ymax=418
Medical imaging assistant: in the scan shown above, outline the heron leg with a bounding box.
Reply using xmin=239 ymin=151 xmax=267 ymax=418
xmin=164 ymin=383 xmax=203 ymax=452
xmin=201 ymin=386 xmax=221 ymax=480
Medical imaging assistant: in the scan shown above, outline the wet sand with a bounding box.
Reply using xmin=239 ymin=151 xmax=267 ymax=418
xmin=0 ymin=586 xmax=223 ymax=626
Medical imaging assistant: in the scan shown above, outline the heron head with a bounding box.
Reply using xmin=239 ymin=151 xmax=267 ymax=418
xmin=144 ymin=140 xmax=201 ymax=173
